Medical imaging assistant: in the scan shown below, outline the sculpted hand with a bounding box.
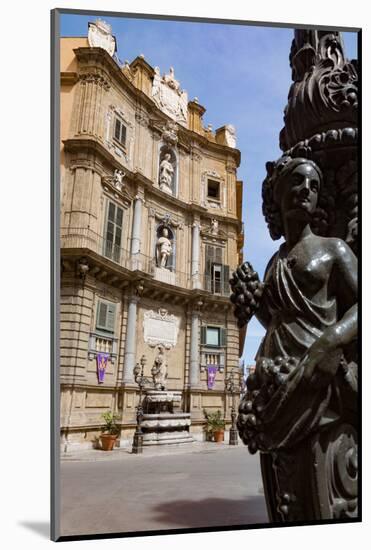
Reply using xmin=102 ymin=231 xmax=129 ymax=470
xmin=301 ymin=328 xmax=342 ymax=385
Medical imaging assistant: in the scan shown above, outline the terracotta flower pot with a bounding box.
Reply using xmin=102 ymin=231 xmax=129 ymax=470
xmin=214 ymin=430 xmax=224 ymax=443
xmin=100 ymin=433 xmax=117 ymax=451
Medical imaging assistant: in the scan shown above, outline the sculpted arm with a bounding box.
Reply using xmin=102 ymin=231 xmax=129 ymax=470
xmin=302 ymin=239 xmax=357 ymax=382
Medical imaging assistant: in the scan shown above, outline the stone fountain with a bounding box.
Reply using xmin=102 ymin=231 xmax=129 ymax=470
xmin=135 ymin=346 xmax=193 ymax=446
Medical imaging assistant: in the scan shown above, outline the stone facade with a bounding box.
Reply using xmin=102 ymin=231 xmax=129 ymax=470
xmin=59 ymin=21 xmax=244 ymax=451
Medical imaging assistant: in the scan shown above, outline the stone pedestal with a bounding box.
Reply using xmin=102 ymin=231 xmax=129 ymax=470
xmin=141 ymin=390 xmax=193 ymax=446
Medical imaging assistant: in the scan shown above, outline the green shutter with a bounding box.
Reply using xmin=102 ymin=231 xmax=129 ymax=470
xmin=96 ymin=300 xmax=116 ymax=333
xmin=106 ymin=303 xmax=116 ymax=333
xmin=220 ymin=327 xmax=226 ymax=347
xmin=215 ymin=246 xmax=223 ymax=264
xmin=96 ymin=301 xmax=108 ymax=330
xmin=104 ymin=201 xmax=123 ymax=263
xmin=222 ymin=264 xmax=230 ymax=294
xmin=205 ymin=245 xmax=214 ymax=291
xmin=201 ymin=326 xmax=207 ymax=345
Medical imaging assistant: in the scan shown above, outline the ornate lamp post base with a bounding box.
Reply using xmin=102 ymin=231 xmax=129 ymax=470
xmin=229 ymin=408 xmax=239 ymax=445
xmin=132 ymin=430 xmax=143 ymax=454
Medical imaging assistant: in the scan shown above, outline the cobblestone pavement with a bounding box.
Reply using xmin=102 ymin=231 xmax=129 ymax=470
xmin=60 ymin=442 xmax=269 ymax=537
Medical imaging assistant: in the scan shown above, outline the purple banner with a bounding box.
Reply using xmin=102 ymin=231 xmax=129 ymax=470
xmin=207 ymin=366 xmax=218 ymax=389
xmin=97 ymin=353 xmax=109 ymax=383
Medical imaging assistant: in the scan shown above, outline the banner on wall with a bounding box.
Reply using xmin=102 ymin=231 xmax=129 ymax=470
xmin=207 ymin=366 xmax=217 ymax=389
xmin=96 ymin=352 xmax=109 ymax=383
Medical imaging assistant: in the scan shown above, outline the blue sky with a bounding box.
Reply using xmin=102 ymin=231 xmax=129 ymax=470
xmin=61 ymin=13 xmax=358 ymax=366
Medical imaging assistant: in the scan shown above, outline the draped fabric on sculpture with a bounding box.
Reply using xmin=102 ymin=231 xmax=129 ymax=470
xmin=259 ymin=249 xmax=337 ymax=362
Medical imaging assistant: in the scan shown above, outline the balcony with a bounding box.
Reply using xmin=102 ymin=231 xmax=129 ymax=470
xmin=61 ymin=227 xmax=232 ymax=297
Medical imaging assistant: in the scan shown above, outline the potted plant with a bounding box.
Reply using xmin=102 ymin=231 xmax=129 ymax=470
xmin=100 ymin=410 xmax=120 ymax=451
xmin=203 ymin=409 xmax=225 ymax=443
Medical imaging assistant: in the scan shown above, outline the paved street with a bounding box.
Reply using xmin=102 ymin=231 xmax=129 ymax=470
xmin=60 ymin=443 xmax=269 ymax=537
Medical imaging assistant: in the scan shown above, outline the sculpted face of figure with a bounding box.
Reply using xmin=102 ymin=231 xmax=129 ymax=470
xmin=279 ymin=162 xmax=320 ymax=219
xmin=162 ymin=228 xmax=169 ymax=238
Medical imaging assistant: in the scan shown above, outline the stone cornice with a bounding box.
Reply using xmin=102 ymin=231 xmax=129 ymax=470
xmin=71 ymin=47 xmax=241 ymax=165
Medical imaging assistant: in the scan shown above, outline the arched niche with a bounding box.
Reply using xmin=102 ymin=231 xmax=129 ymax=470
xmin=155 ymin=224 xmax=176 ymax=272
xmin=158 ymin=144 xmax=178 ymax=196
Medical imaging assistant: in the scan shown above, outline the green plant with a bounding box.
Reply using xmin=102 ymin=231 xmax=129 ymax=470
xmin=101 ymin=410 xmax=120 ymax=435
xmin=203 ymin=409 xmax=225 ymax=432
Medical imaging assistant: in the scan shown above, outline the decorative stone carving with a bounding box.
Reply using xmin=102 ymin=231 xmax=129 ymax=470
xmin=200 ymin=218 xmax=227 ymax=242
xmin=280 ymin=30 xmax=357 ymax=151
xmin=152 ymin=210 xmax=183 ymax=229
xmin=225 ymin=125 xmax=237 ymax=148
xmin=152 ymin=66 xmax=188 ymax=125
xmin=156 ymin=227 xmax=172 ymax=268
xmin=78 ymin=73 xmax=110 ymax=90
xmin=211 ymin=218 xmax=219 ymax=235
xmin=151 ymin=345 xmax=168 ymax=390
xmin=101 ymin=171 xmax=133 ymax=206
xmin=143 ymin=308 xmax=180 ymax=349
xmin=162 ymin=121 xmax=178 ymax=145
xmin=88 ymin=19 xmax=116 ymax=57
xmin=135 ymin=111 xmax=150 ymax=127
xmin=113 ymin=169 xmax=125 ymax=191
xmin=201 ymin=170 xmax=225 ymax=209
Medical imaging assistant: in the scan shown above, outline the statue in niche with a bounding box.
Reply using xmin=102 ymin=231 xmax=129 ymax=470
xmin=151 ymin=345 xmax=168 ymax=390
xmin=159 ymin=153 xmax=174 ymax=194
xmin=230 ymin=155 xmax=358 ymax=520
xmin=156 ymin=227 xmax=172 ymax=269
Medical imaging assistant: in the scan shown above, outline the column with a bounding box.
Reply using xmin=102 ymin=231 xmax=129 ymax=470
xmin=122 ymin=295 xmax=139 ymax=384
xmin=190 ymin=309 xmax=201 ymax=388
xmin=191 ymin=218 xmax=201 ymax=289
xmin=130 ymin=195 xmax=143 ymax=255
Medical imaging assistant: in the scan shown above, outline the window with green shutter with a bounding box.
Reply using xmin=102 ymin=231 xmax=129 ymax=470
xmin=96 ymin=300 xmax=116 ymax=334
xmin=201 ymin=326 xmax=227 ymax=348
xmin=205 ymin=245 xmax=227 ymax=294
xmin=103 ymin=201 xmax=123 ymax=263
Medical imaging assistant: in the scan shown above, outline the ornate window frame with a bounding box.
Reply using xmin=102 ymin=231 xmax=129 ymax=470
xmin=201 ymin=170 xmax=225 ymax=210
xmin=105 ymin=105 xmax=134 ymax=164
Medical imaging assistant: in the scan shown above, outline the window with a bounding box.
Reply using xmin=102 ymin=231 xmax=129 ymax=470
xmin=104 ymin=201 xmax=123 ymax=263
xmin=205 ymin=245 xmax=229 ymax=294
xmin=207 ymin=179 xmax=220 ymax=200
xmin=201 ymin=326 xmax=226 ymax=348
xmin=96 ymin=300 xmax=116 ymax=334
xmin=211 ymin=264 xmax=222 ymax=294
xmin=113 ymin=118 xmax=127 ymax=148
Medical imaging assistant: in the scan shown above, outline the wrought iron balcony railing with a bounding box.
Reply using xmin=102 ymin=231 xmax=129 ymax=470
xmin=61 ymin=227 xmax=232 ymax=296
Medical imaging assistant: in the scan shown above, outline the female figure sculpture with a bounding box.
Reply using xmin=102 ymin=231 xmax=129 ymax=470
xmin=230 ymin=155 xmax=358 ymax=521
xmin=151 ymin=345 xmax=168 ymax=391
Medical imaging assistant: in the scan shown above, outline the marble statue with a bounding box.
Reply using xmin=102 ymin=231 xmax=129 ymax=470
xmin=159 ymin=154 xmax=174 ymax=194
xmin=156 ymin=227 xmax=172 ymax=269
xmin=151 ymin=345 xmax=168 ymax=390
xmin=225 ymin=125 xmax=237 ymax=148
xmin=113 ymin=169 xmax=124 ymax=191
xmin=211 ymin=218 xmax=219 ymax=235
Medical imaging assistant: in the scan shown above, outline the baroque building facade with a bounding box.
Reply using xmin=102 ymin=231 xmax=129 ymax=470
xmin=59 ymin=20 xmax=244 ymax=450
